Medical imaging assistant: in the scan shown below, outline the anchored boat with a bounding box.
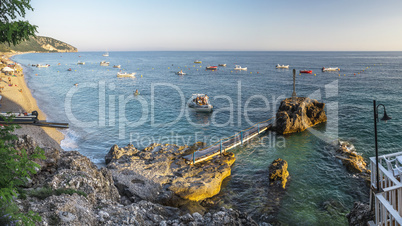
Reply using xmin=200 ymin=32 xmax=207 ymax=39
xmin=188 ymin=94 xmax=213 ymax=113
xmin=234 ymin=65 xmax=247 ymax=70
xmin=113 ymin=65 xmax=121 ymax=68
xmin=77 ymin=61 xmax=85 ymax=65
xmin=36 ymin=64 xmax=50 ymax=68
xmin=322 ymin=67 xmax=340 ymax=72
xmin=194 ymin=60 xmax=202 ymax=64
xmin=276 ymin=64 xmax=289 ymax=69
xmin=100 ymin=61 xmax=109 ymax=66
xmin=206 ymin=66 xmax=218 ymax=70
xmin=117 ymin=72 xmax=136 ymax=78
xmin=176 ymin=70 xmax=186 ymax=75
xmin=300 ymin=70 xmax=313 ymax=74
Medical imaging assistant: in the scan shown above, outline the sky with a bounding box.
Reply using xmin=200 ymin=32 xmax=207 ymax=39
xmin=24 ymin=0 xmax=402 ymax=51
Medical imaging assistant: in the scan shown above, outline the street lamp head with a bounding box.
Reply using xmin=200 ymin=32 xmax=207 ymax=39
xmin=381 ymin=109 xmax=392 ymax=122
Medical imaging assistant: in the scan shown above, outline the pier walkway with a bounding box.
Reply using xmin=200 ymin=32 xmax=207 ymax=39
xmin=183 ymin=118 xmax=274 ymax=164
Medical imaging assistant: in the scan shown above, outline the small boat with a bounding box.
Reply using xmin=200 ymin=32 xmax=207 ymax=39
xmin=176 ymin=70 xmax=186 ymax=75
xmin=276 ymin=64 xmax=289 ymax=69
xmin=36 ymin=64 xmax=50 ymax=68
xmin=77 ymin=61 xmax=85 ymax=65
xmin=218 ymin=64 xmax=227 ymax=67
xmin=188 ymin=94 xmax=213 ymax=113
xmin=117 ymin=72 xmax=136 ymax=78
xmin=100 ymin=61 xmax=109 ymax=66
xmin=234 ymin=65 xmax=247 ymax=70
xmin=322 ymin=67 xmax=340 ymax=72
xmin=113 ymin=65 xmax=121 ymax=68
xmin=206 ymin=66 xmax=218 ymax=70
xmin=103 ymin=52 xmax=109 ymax=57
xmin=194 ymin=60 xmax=202 ymax=64
xmin=300 ymin=70 xmax=313 ymax=74
xmin=67 ymin=68 xmax=72 ymax=71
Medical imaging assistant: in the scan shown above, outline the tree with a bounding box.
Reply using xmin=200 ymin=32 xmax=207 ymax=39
xmin=0 ymin=117 xmax=45 ymax=225
xmin=0 ymin=0 xmax=38 ymax=46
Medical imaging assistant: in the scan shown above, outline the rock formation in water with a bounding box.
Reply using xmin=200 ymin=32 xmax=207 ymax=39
xmin=275 ymin=97 xmax=327 ymax=134
xmin=268 ymin=158 xmax=290 ymax=189
xmin=12 ymin=135 xmax=257 ymax=225
xmin=346 ymin=202 xmax=374 ymax=226
xmin=328 ymin=140 xmax=370 ymax=185
xmin=105 ymin=143 xmax=235 ymax=204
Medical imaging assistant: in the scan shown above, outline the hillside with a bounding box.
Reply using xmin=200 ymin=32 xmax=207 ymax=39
xmin=0 ymin=36 xmax=77 ymax=53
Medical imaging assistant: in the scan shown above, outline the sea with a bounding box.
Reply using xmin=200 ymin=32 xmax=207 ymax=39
xmin=12 ymin=51 xmax=402 ymax=225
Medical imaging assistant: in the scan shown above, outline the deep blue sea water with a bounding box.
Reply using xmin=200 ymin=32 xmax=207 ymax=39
xmin=12 ymin=51 xmax=402 ymax=224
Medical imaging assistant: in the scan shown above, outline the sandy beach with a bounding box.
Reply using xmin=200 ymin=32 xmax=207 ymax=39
xmin=0 ymin=52 xmax=64 ymax=149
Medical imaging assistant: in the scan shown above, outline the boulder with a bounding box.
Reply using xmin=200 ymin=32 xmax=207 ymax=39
xmin=346 ymin=202 xmax=374 ymax=226
xmin=106 ymin=143 xmax=235 ymax=203
xmin=275 ymin=97 xmax=327 ymax=134
xmin=328 ymin=140 xmax=370 ymax=185
xmin=268 ymin=158 xmax=289 ymax=189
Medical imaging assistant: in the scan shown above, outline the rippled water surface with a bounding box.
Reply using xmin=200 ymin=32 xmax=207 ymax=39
xmin=13 ymin=51 xmax=402 ymax=224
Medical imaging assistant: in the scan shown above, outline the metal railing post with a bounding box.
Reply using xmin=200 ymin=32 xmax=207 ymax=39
xmin=258 ymin=123 xmax=260 ymax=134
xmin=241 ymin=131 xmax=243 ymax=145
xmin=193 ymin=152 xmax=195 ymax=164
xmin=220 ymin=140 xmax=222 ymax=154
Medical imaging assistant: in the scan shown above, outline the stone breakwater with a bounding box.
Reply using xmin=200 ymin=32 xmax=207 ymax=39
xmin=14 ymin=136 xmax=258 ymax=225
xmin=275 ymin=97 xmax=327 ymax=134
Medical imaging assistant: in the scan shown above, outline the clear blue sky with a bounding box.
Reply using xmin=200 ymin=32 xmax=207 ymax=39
xmin=25 ymin=0 xmax=402 ymax=51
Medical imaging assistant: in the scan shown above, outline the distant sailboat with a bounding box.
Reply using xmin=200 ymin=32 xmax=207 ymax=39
xmin=103 ymin=51 xmax=109 ymax=57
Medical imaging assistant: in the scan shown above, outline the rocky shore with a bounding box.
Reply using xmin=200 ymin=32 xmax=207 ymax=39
xmin=14 ymin=135 xmax=258 ymax=225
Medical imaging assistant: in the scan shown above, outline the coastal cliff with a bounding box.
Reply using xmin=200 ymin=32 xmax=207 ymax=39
xmin=0 ymin=36 xmax=77 ymax=53
xmin=275 ymin=97 xmax=327 ymax=134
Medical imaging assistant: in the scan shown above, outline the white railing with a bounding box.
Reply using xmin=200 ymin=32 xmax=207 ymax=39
xmin=371 ymin=152 xmax=402 ymax=225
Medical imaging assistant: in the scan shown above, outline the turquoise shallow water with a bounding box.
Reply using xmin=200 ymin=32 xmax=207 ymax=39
xmin=12 ymin=51 xmax=402 ymax=224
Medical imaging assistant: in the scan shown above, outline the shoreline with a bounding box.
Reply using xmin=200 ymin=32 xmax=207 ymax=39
xmin=0 ymin=52 xmax=64 ymax=149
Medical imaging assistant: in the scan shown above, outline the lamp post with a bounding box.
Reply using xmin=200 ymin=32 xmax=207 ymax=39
xmin=373 ymin=100 xmax=392 ymax=193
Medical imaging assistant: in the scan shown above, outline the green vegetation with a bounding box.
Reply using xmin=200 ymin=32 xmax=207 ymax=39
xmin=0 ymin=0 xmax=38 ymax=46
xmin=0 ymin=116 xmax=45 ymax=225
xmin=29 ymin=186 xmax=87 ymax=200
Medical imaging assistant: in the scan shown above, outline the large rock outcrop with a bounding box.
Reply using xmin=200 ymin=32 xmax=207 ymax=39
xmin=275 ymin=97 xmax=327 ymax=134
xmin=106 ymin=143 xmax=235 ymax=203
xmin=13 ymin=135 xmax=257 ymax=225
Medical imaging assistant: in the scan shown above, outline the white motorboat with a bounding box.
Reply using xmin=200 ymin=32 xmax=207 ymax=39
xmin=36 ymin=64 xmax=50 ymax=68
xmin=188 ymin=94 xmax=213 ymax=113
xmin=100 ymin=61 xmax=109 ymax=66
xmin=113 ymin=65 xmax=121 ymax=68
xmin=276 ymin=64 xmax=289 ymax=69
xmin=103 ymin=52 xmax=109 ymax=57
xmin=117 ymin=72 xmax=136 ymax=78
xmin=234 ymin=65 xmax=247 ymax=70
xmin=322 ymin=67 xmax=340 ymax=72
xmin=219 ymin=64 xmax=227 ymax=67
xmin=77 ymin=61 xmax=85 ymax=65
xmin=176 ymin=70 xmax=186 ymax=75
